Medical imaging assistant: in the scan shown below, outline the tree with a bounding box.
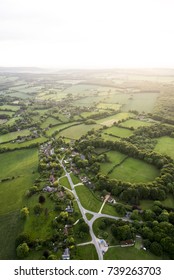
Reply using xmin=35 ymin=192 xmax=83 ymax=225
xmin=16 ymin=242 xmax=29 ymax=258
xmin=150 ymin=241 xmax=163 ymax=256
xmin=20 ymin=207 xmax=29 ymax=219
xmin=33 ymin=203 xmax=42 ymax=215
xmin=39 ymin=195 xmax=46 ymax=204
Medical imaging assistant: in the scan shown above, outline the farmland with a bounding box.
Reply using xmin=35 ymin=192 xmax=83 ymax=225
xmin=0 ymin=69 xmax=174 ymax=261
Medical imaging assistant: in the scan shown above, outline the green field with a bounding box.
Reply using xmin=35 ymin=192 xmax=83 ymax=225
xmin=154 ymin=136 xmax=174 ymax=159
xmin=0 ymin=129 xmax=31 ymax=143
xmin=103 ymin=126 xmax=133 ymax=138
xmin=120 ymin=119 xmax=152 ymax=129
xmin=0 ymin=105 xmax=20 ymax=111
xmin=75 ymin=185 xmax=102 ymax=212
xmin=100 ymin=150 xmax=127 ymax=175
xmin=109 ymin=157 xmax=160 ymax=183
xmin=96 ymin=112 xmax=134 ymax=126
xmin=58 ymin=123 xmax=101 ymax=140
xmin=70 ymin=173 xmax=81 ymax=184
xmin=0 ymin=110 xmax=14 ymax=117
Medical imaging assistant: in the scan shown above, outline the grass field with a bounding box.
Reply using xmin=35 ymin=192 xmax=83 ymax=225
xmin=100 ymin=151 xmax=127 ymax=175
xmin=0 ymin=110 xmax=14 ymax=117
xmin=0 ymin=148 xmax=38 ymax=214
xmin=103 ymin=126 xmax=133 ymax=138
xmin=154 ymin=136 xmax=174 ymax=159
xmin=58 ymin=123 xmax=101 ymax=139
xmin=70 ymin=173 xmax=81 ymax=184
xmin=75 ymin=185 xmax=102 ymax=212
xmin=109 ymin=157 xmax=159 ymax=183
xmin=75 ymin=244 xmax=98 ymax=260
xmin=0 ymin=129 xmax=31 ymax=143
xmin=120 ymin=119 xmax=152 ymax=129
xmin=96 ymin=112 xmax=134 ymax=127
xmin=0 ymin=105 xmax=20 ymax=111
xmin=104 ymin=246 xmax=162 ymax=260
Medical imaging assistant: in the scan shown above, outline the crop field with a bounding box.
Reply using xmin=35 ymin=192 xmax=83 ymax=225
xmin=0 ymin=148 xmax=38 ymax=214
xmin=58 ymin=123 xmax=101 ymax=139
xmin=120 ymin=119 xmax=152 ymax=129
xmin=108 ymin=157 xmax=160 ymax=183
xmin=123 ymin=92 xmax=159 ymax=113
xmin=100 ymin=151 xmax=127 ymax=175
xmin=75 ymin=185 xmax=102 ymax=212
xmin=103 ymin=126 xmax=133 ymax=138
xmin=154 ymin=136 xmax=174 ymax=159
xmin=0 ymin=129 xmax=31 ymax=143
xmin=96 ymin=112 xmax=134 ymax=126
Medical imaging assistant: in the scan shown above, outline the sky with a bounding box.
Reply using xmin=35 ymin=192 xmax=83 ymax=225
xmin=0 ymin=0 xmax=174 ymax=69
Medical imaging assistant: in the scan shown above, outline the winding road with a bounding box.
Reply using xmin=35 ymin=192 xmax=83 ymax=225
xmin=59 ymin=158 xmax=131 ymax=260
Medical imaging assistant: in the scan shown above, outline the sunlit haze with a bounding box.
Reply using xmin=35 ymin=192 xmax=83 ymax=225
xmin=0 ymin=0 xmax=174 ymax=69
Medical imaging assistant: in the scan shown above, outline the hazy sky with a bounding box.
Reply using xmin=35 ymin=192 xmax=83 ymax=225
xmin=0 ymin=0 xmax=174 ymax=68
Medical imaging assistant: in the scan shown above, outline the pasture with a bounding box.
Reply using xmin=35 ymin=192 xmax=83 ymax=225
xmin=0 ymin=149 xmax=38 ymax=214
xmin=0 ymin=129 xmax=31 ymax=143
xmin=46 ymin=123 xmax=78 ymax=137
xmin=120 ymin=119 xmax=152 ymax=129
xmin=154 ymin=136 xmax=174 ymax=160
xmin=103 ymin=126 xmax=133 ymax=138
xmin=123 ymin=92 xmax=159 ymax=113
xmin=0 ymin=105 xmax=20 ymax=111
xmin=40 ymin=117 xmax=61 ymax=129
xmin=58 ymin=123 xmax=101 ymax=140
xmin=100 ymin=150 xmax=127 ymax=175
xmin=108 ymin=157 xmax=159 ymax=183
xmin=97 ymin=103 xmax=121 ymax=110
xmin=96 ymin=112 xmax=134 ymax=127
xmin=0 ymin=136 xmax=47 ymax=149
xmin=75 ymin=185 xmax=102 ymax=212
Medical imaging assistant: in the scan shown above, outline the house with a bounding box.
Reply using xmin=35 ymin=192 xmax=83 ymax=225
xmin=65 ymin=205 xmax=74 ymax=213
xmin=62 ymin=248 xmax=70 ymax=260
xmin=120 ymin=239 xmax=134 ymax=247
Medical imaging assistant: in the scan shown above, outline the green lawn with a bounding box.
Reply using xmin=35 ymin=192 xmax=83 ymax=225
xmin=75 ymin=244 xmax=98 ymax=260
xmin=102 ymin=203 xmax=120 ymax=217
xmin=109 ymin=157 xmax=159 ymax=183
xmin=75 ymin=185 xmax=102 ymax=212
xmin=104 ymin=246 xmax=163 ymax=260
xmin=154 ymin=136 xmax=174 ymax=160
xmin=70 ymin=173 xmax=81 ymax=184
xmin=103 ymin=126 xmax=133 ymax=138
xmin=59 ymin=176 xmax=71 ymax=190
